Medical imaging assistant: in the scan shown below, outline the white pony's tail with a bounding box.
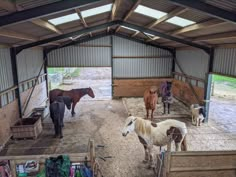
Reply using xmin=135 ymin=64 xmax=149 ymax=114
xmin=181 ymin=135 xmax=187 ymax=151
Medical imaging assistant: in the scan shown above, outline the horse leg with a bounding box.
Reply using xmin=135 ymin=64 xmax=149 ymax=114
xmin=143 ymin=145 xmax=149 ymax=163
xmin=168 ymin=103 xmax=170 ymax=114
xmin=54 ymin=118 xmax=59 ymax=138
xmin=163 ymin=103 xmax=166 ymax=114
xmin=147 ymin=145 xmax=155 ymax=168
xmin=59 ymin=115 xmax=63 ymax=139
xmin=151 ymin=109 xmax=154 ymax=121
xmin=71 ymin=101 xmax=77 ymax=117
xmin=146 ymin=109 xmax=149 ymax=119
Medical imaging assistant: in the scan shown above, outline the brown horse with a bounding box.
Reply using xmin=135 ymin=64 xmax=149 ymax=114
xmin=144 ymin=86 xmax=158 ymax=121
xmin=49 ymin=87 xmax=95 ymax=116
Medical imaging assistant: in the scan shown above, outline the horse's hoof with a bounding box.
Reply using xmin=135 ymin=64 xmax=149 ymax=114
xmin=59 ymin=135 xmax=63 ymax=139
xmin=147 ymin=164 xmax=155 ymax=169
xmin=53 ymin=135 xmax=58 ymax=138
xmin=143 ymin=160 xmax=148 ymax=164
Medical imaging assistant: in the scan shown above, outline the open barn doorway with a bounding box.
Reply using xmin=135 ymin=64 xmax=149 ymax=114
xmin=208 ymin=74 xmax=236 ymax=132
xmin=47 ymin=67 xmax=112 ymax=100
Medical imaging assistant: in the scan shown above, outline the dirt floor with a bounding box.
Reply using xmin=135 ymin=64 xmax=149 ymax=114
xmin=1 ymin=97 xmax=236 ymax=177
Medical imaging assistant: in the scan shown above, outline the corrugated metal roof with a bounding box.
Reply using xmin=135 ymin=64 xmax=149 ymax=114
xmin=182 ymin=23 xmax=236 ymax=37
xmin=16 ymin=0 xmax=62 ymax=10
xmin=178 ymin=10 xmax=211 ymax=23
xmin=128 ymin=13 xmax=153 ymax=26
xmin=155 ymin=22 xmax=180 ymax=31
xmin=115 ymin=0 xmax=133 ymax=19
xmin=204 ymin=0 xmax=236 ymax=13
xmin=141 ymin=0 xmax=177 ymax=13
xmin=4 ymin=22 xmax=54 ymax=37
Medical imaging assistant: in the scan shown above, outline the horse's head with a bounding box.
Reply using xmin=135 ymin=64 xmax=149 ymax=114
xmin=122 ymin=115 xmax=137 ymax=137
xmin=63 ymin=96 xmax=73 ymax=110
xmin=87 ymin=87 xmax=95 ymax=98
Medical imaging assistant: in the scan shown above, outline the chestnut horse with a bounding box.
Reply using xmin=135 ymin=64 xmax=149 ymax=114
xmin=49 ymin=87 xmax=95 ymax=116
xmin=144 ymin=86 xmax=158 ymax=121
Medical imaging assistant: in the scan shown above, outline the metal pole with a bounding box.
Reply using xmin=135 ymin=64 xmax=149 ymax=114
xmin=111 ymin=35 xmax=114 ymax=98
xmin=10 ymin=47 xmax=22 ymax=118
xmin=43 ymin=50 xmax=49 ymax=97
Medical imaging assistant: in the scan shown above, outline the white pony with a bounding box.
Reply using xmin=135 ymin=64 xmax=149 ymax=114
xmin=122 ymin=115 xmax=187 ymax=167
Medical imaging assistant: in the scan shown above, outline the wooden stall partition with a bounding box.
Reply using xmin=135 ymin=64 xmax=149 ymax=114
xmin=113 ymin=78 xmax=172 ymax=97
xmin=163 ymin=150 xmax=236 ymax=177
xmin=0 ymin=140 xmax=95 ymax=177
xmin=0 ymin=100 xmax=19 ymax=149
xmin=172 ymin=79 xmax=205 ymax=106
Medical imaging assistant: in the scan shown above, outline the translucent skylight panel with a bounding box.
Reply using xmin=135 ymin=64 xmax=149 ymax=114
xmin=134 ymin=5 xmax=167 ymax=19
xmin=144 ymin=32 xmax=155 ymax=37
xmin=81 ymin=3 xmax=112 ymax=18
xmin=166 ymin=16 xmax=195 ymax=27
xmin=48 ymin=13 xmax=80 ymax=25
xmin=121 ymin=26 xmax=139 ymax=32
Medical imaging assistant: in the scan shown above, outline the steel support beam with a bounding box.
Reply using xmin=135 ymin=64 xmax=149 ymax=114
xmin=119 ymin=21 xmax=211 ymax=53
xmin=10 ymin=48 xmax=22 ymax=118
xmin=43 ymin=50 xmax=49 ymax=97
xmin=111 ymin=35 xmax=114 ymax=98
xmin=169 ymin=0 xmax=236 ymax=24
xmin=0 ymin=0 xmax=101 ymax=27
xmin=16 ymin=21 xmax=119 ymax=53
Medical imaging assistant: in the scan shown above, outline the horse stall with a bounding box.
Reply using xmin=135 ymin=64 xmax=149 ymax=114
xmin=0 ymin=140 xmax=99 ymax=177
xmin=0 ymin=1 xmax=236 ymax=177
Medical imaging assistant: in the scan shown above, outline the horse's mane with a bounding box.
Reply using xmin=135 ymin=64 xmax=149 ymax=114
xmin=135 ymin=117 xmax=152 ymax=136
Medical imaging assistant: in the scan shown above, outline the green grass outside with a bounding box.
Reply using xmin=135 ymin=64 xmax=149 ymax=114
xmin=212 ymin=74 xmax=236 ymax=88
xmin=47 ymin=67 xmax=81 ymax=77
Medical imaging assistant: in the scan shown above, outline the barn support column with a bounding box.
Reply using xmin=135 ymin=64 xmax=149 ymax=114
xmin=204 ymin=48 xmax=215 ymax=123
xmin=171 ymin=49 xmax=176 ymax=77
xmin=43 ymin=50 xmax=49 ymax=97
xmin=111 ymin=35 xmax=114 ymax=98
xmin=10 ymin=47 xmax=22 ymax=118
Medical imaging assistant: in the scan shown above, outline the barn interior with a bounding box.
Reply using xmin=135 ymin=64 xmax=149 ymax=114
xmin=0 ymin=0 xmax=236 ymax=177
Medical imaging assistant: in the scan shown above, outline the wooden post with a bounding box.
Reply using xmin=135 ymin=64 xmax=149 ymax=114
xmin=164 ymin=141 xmax=172 ymax=177
xmin=10 ymin=160 xmax=16 ymax=177
xmin=89 ymin=140 xmax=95 ymax=168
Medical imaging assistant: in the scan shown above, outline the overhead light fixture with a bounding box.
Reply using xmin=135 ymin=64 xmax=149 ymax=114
xmin=134 ymin=5 xmax=167 ymax=19
xmin=81 ymin=3 xmax=112 ymax=18
xmin=48 ymin=13 xmax=80 ymax=25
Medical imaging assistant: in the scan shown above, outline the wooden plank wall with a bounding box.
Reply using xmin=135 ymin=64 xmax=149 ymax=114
xmin=166 ymin=151 xmax=236 ymax=177
xmin=0 ymin=100 xmax=19 ymax=148
xmin=113 ymin=78 xmax=172 ymax=97
xmin=0 ymin=82 xmax=47 ymax=148
xmin=172 ymin=79 xmax=204 ymax=105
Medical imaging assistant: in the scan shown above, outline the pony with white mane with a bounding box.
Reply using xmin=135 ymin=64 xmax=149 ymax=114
xmin=122 ymin=115 xmax=188 ymax=167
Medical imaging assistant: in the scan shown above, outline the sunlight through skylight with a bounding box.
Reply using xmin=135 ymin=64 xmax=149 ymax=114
xmin=134 ymin=5 xmax=167 ymax=19
xmin=121 ymin=26 xmax=139 ymax=32
xmin=48 ymin=13 xmax=80 ymax=25
xmin=166 ymin=16 xmax=195 ymax=27
xmin=81 ymin=3 xmax=112 ymax=18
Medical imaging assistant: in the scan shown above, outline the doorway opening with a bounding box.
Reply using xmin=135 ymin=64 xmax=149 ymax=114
xmin=208 ymin=74 xmax=236 ymax=132
xmin=47 ymin=67 xmax=112 ymax=100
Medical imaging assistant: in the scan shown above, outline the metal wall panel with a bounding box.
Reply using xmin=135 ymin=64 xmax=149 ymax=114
xmin=17 ymin=48 xmax=44 ymax=82
xmin=113 ymin=36 xmax=171 ymax=57
xmin=113 ymin=58 xmax=172 ymax=78
xmin=48 ymin=36 xmax=111 ymax=67
xmin=0 ymin=48 xmax=14 ymax=92
xmin=213 ymin=48 xmax=236 ymax=77
xmin=113 ymin=36 xmax=172 ymax=78
xmin=176 ymin=49 xmax=209 ymax=80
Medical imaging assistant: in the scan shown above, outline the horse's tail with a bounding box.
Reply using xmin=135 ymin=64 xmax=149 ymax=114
xmin=181 ymin=135 xmax=187 ymax=151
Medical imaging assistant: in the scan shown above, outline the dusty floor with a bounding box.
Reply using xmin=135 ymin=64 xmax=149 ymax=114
xmin=1 ymin=98 xmax=236 ymax=177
